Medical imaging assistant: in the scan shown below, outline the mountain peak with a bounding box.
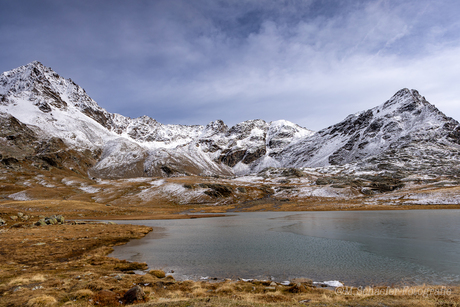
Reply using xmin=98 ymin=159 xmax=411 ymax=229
xmin=381 ymin=88 xmax=428 ymax=112
xmin=26 ymin=60 xmax=45 ymax=68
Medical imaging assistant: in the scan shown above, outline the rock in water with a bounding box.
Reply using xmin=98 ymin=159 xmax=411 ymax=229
xmin=123 ymin=285 xmax=145 ymax=304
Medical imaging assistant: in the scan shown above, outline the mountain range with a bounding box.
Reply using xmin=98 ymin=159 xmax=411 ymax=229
xmin=1 ymin=61 xmax=460 ymax=180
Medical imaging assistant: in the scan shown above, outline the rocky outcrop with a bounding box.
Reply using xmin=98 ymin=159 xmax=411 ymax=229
xmin=2 ymin=62 xmax=460 ymax=179
xmin=122 ymin=285 xmax=145 ymax=304
xmin=279 ymin=89 xmax=460 ymax=175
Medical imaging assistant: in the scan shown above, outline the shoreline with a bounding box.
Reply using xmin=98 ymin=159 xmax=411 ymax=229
xmin=1 ymin=214 xmax=459 ymax=306
xmin=74 ymin=204 xmax=460 ymax=221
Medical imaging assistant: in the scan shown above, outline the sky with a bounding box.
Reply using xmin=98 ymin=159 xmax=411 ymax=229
xmin=1 ymin=0 xmax=460 ymax=131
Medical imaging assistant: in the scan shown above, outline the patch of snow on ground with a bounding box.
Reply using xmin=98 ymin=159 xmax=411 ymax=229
xmin=79 ymin=186 xmax=101 ymax=193
xmin=149 ymin=179 xmax=165 ymax=186
xmin=313 ymin=281 xmax=343 ymax=287
xmin=8 ymin=191 xmax=30 ymax=201
xmin=402 ymin=193 xmax=460 ymax=205
xmin=22 ymin=180 xmax=33 ymax=187
xmin=62 ymin=178 xmax=79 ymax=186
xmin=137 ymin=183 xmax=203 ymax=204
xmin=38 ymin=180 xmax=55 ymax=188
xmin=120 ymin=177 xmax=153 ymax=183
xmin=233 ymin=176 xmax=264 ymax=183
xmin=297 ymin=187 xmax=351 ymax=198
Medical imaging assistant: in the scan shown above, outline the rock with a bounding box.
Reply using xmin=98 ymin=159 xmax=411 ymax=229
xmin=10 ymin=216 xmax=18 ymax=221
xmin=122 ymin=285 xmax=145 ymax=304
xmin=107 ymin=221 xmax=116 ymax=225
xmin=280 ymin=281 xmax=290 ymax=286
xmin=55 ymin=215 xmax=65 ymax=224
xmin=35 ymin=219 xmax=47 ymax=226
xmin=291 ymin=278 xmax=313 ymax=286
xmin=315 ymin=178 xmax=330 ymax=185
xmin=199 ymin=183 xmax=233 ymax=198
xmin=281 ymin=168 xmax=304 ymax=177
xmin=237 ymin=187 xmax=247 ymax=193
xmin=46 ymin=217 xmax=57 ymax=225
xmin=17 ymin=212 xmax=24 ymax=218
xmin=0 ymin=218 xmax=5 ymax=226
xmin=22 ymin=215 xmax=29 ymax=221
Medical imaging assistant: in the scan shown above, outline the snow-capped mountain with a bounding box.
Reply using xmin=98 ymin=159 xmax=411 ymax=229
xmin=2 ymin=61 xmax=460 ymax=179
xmin=0 ymin=61 xmax=313 ymax=178
xmin=279 ymin=88 xmax=460 ymax=175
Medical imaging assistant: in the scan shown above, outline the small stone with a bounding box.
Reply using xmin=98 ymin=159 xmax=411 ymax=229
xmin=114 ymin=274 xmax=124 ymax=280
xmin=46 ymin=217 xmax=58 ymax=225
xmin=17 ymin=212 xmax=24 ymax=218
xmin=269 ymin=281 xmax=277 ymax=287
xmin=10 ymin=216 xmax=18 ymax=221
xmin=55 ymin=215 xmax=65 ymax=224
xmin=280 ymin=281 xmax=290 ymax=286
xmin=35 ymin=219 xmax=47 ymax=226
xmin=122 ymin=285 xmax=145 ymax=304
xmin=0 ymin=218 xmax=5 ymax=226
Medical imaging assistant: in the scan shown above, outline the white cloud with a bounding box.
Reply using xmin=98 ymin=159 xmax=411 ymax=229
xmin=1 ymin=0 xmax=460 ymax=130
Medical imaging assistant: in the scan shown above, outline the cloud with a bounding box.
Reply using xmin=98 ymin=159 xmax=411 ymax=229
xmin=1 ymin=0 xmax=460 ymax=130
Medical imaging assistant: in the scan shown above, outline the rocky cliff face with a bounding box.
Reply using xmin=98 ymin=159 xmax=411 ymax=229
xmin=0 ymin=62 xmax=313 ymax=178
xmin=279 ymin=88 xmax=460 ymax=176
xmin=1 ymin=61 xmax=460 ymax=179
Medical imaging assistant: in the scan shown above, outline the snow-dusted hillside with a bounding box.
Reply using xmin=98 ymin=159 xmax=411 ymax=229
xmin=278 ymin=88 xmax=460 ymax=175
xmin=0 ymin=61 xmax=314 ymax=178
xmin=2 ymin=61 xmax=460 ymax=179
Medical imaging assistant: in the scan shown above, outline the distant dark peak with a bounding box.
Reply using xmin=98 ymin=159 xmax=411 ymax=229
xmin=138 ymin=115 xmax=159 ymax=125
xmin=382 ymin=88 xmax=429 ymax=111
xmin=26 ymin=61 xmax=47 ymax=74
xmin=29 ymin=60 xmax=44 ymax=67
xmin=205 ymin=120 xmax=228 ymax=133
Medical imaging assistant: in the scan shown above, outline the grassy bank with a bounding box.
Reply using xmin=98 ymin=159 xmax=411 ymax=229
xmin=0 ymin=204 xmax=459 ymax=306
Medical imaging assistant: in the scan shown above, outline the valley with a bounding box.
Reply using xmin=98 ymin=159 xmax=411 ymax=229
xmin=1 ymin=61 xmax=460 ymax=306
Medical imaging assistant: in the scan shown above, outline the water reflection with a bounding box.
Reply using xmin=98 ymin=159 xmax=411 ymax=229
xmin=110 ymin=210 xmax=460 ymax=286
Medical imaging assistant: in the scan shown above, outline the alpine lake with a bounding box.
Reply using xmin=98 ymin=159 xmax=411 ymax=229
xmin=110 ymin=210 xmax=460 ymax=287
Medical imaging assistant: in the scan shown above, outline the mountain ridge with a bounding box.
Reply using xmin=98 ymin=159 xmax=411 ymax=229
xmin=1 ymin=61 xmax=460 ymax=179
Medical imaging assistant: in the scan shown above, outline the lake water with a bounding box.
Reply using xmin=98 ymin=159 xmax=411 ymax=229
xmin=110 ymin=210 xmax=460 ymax=286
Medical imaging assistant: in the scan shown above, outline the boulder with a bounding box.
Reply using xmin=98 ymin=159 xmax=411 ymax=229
xmin=46 ymin=217 xmax=58 ymax=225
xmin=35 ymin=219 xmax=47 ymax=226
xmin=122 ymin=285 xmax=145 ymax=304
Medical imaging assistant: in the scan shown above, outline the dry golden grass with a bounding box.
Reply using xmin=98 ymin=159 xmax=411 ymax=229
xmin=72 ymin=289 xmax=94 ymax=299
xmin=26 ymin=295 xmax=57 ymax=307
xmin=2 ymin=171 xmax=460 ymax=306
